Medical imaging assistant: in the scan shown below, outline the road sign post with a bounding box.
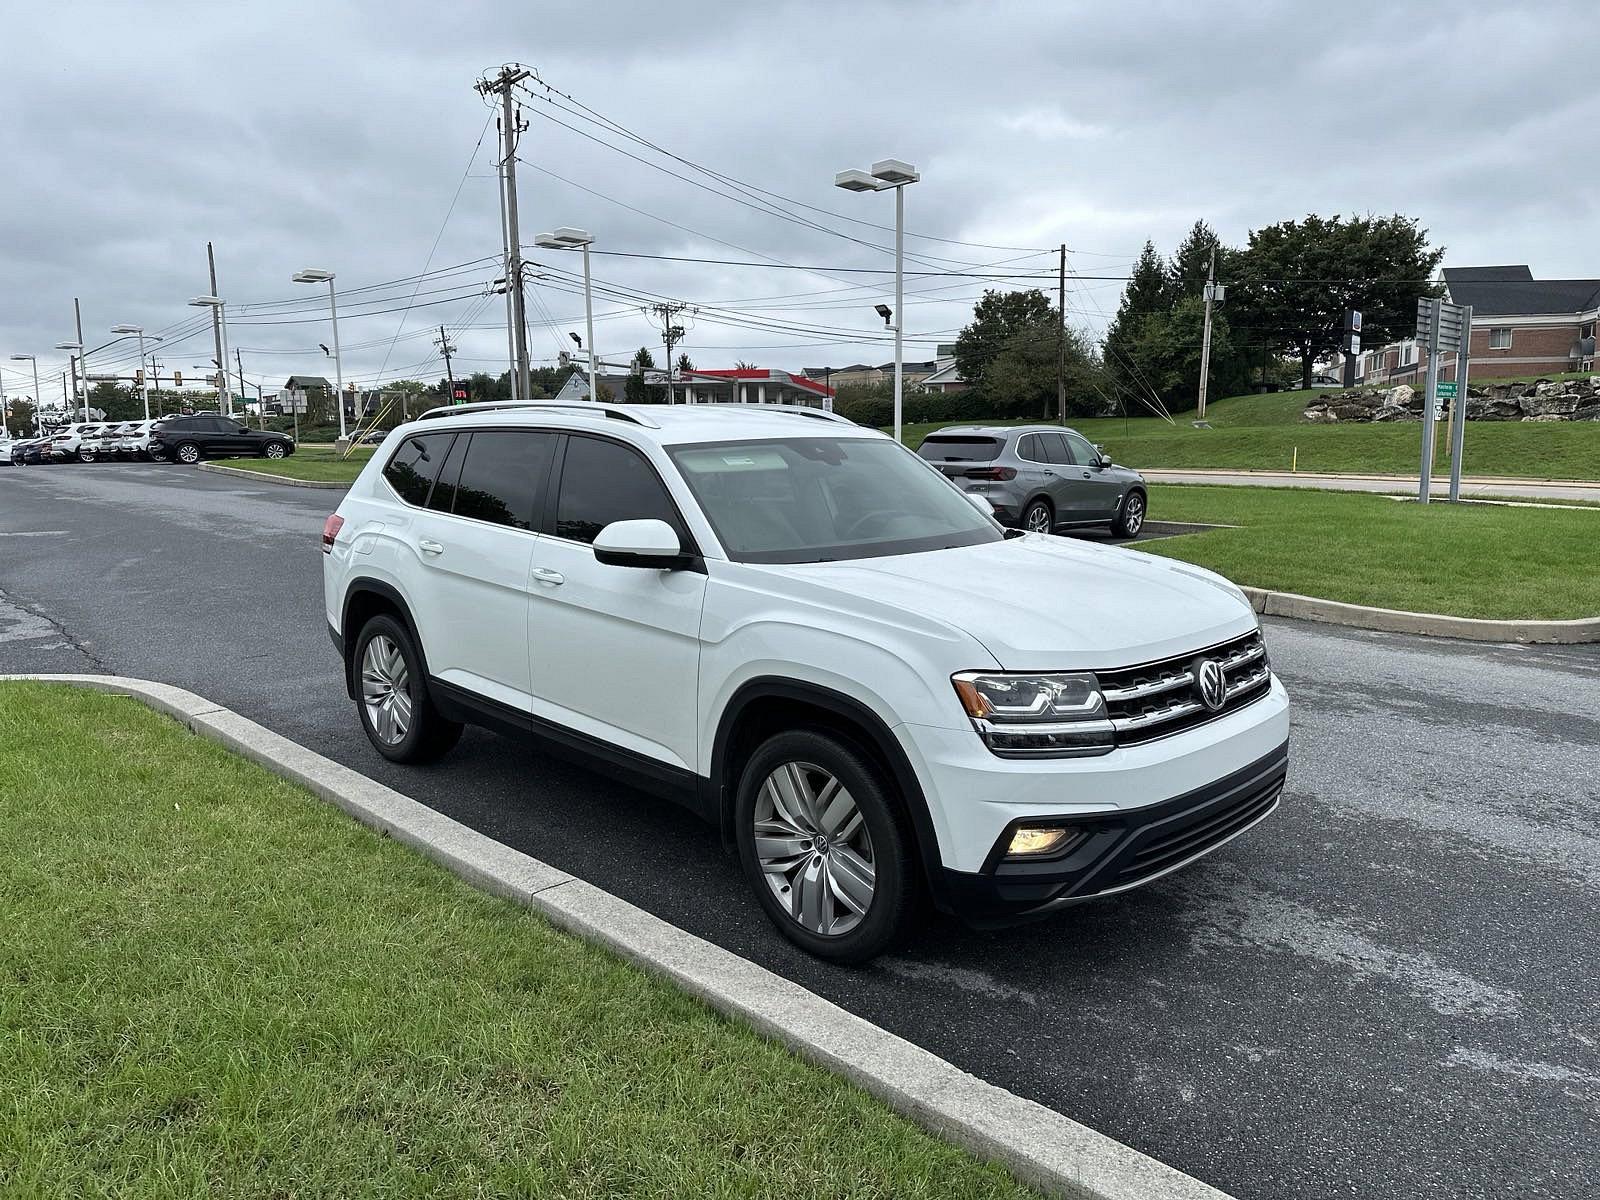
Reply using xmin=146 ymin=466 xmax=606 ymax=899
xmin=1448 ymin=305 xmax=1472 ymax=501
xmin=1418 ymin=299 xmax=1442 ymax=503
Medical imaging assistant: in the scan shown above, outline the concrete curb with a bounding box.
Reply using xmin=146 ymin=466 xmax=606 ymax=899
xmin=1238 ymin=587 xmax=1600 ymax=644
xmin=197 ymin=462 xmax=349 ymax=489
xmin=3 ymin=672 xmax=1234 ymax=1200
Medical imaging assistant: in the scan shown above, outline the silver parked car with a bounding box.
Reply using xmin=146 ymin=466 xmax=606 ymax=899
xmin=916 ymin=424 xmax=1148 ymax=538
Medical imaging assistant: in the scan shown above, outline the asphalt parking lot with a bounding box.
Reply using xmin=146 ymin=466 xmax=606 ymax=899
xmin=3 ymin=462 xmax=1597 ymax=1200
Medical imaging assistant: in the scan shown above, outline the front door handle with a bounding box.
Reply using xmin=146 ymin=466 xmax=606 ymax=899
xmin=531 ymin=566 xmax=565 ymax=585
xmin=1081 ymin=471 xmax=1092 ymax=479
xmin=418 ymin=539 xmax=444 ymax=556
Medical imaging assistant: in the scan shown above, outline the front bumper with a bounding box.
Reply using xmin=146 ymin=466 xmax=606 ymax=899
xmin=936 ymin=738 xmax=1287 ymax=922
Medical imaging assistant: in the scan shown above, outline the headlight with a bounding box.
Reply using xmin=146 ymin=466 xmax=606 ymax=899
xmin=951 ymin=671 xmax=1113 ymax=758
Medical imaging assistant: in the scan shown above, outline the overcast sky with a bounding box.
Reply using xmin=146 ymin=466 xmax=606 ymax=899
xmin=2 ymin=0 xmax=1595 ymax=405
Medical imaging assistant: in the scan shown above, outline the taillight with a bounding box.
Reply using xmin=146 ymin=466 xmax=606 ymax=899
xmin=965 ymin=466 xmax=1017 ymax=481
xmin=322 ymin=513 xmax=345 ymax=554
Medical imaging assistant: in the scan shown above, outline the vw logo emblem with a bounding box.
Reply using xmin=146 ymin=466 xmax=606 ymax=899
xmin=1195 ymin=658 xmax=1227 ymax=712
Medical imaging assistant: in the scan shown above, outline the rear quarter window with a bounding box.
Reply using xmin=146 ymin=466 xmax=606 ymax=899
xmin=916 ymin=436 xmax=1003 ymax=462
xmin=382 ymin=432 xmax=455 ymax=507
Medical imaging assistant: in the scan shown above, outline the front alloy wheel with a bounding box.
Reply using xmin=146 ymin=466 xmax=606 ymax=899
xmin=755 ymin=762 xmax=877 ymax=938
xmin=264 ymin=442 xmax=286 ymax=459
xmin=1113 ymin=491 xmax=1146 ymax=539
xmin=736 ymin=729 xmax=913 ymax=962
xmin=175 ymin=442 xmax=201 ymax=464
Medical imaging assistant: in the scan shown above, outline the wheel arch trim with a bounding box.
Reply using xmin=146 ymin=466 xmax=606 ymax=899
xmin=707 ymin=677 xmax=952 ymax=910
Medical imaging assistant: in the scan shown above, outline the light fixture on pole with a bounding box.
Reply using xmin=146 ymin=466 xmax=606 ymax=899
xmin=111 ymin=325 xmax=163 ymax=421
xmin=54 ymin=341 xmax=84 ymax=420
xmin=292 ymin=269 xmax=345 ymax=442
xmin=187 ymin=296 xmax=234 ymax=418
xmin=835 ymin=159 xmax=919 ymax=443
xmin=8 ymin=354 xmax=41 ymax=437
xmin=534 ymin=229 xmax=599 ymax=402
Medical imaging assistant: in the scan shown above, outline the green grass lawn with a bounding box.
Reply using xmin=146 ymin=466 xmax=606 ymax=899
xmin=896 ymin=385 xmax=1600 ymax=481
xmin=219 ymin=444 xmax=373 ymax=482
xmin=0 ymin=683 xmax=1034 ymax=1200
xmin=1134 ymin=485 xmax=1600 ymax=619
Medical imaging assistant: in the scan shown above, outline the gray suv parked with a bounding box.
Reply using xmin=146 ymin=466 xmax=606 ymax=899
xmin=916 ymin=425 xmax=1148 ymax=538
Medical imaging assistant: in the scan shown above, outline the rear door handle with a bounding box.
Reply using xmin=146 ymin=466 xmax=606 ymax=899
xmin=418 ymin=539 xmax=444 ymax=556
xmin=531 ymin=566 xmax=565 ymax=585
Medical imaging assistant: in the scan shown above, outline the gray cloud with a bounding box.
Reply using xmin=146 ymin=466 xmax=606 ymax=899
xmin=2 ymin=0 xmax=1595 ymax=402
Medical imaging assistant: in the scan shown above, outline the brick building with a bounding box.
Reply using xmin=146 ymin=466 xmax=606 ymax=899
xmin=1348 ymin=266 xmax=1598 ymax=385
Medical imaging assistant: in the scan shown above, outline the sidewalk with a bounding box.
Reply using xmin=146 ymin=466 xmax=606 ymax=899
xmin=1142 ymin=468 xmax=1600 ymax=504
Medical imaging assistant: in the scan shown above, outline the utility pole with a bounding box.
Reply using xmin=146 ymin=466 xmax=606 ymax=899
xmin=436 ymin=324 xmax=457 ymax=391
xmin=476 ymin=66 xmax=533 ymax=403
xmin=74 ymin=297 xmax=87 ymax=420
xmin=206 ymin=242 xmax=225 ymax=410
xmin=649 ymin=302 xmax=690 ymax=403
xmin=1056 ymin=243 xmax=1067 ymax=424
xmin=235 ymin=349 xmax=257 ymax=427
xmin=1196 ymin=247 xmax=1217 ymax=421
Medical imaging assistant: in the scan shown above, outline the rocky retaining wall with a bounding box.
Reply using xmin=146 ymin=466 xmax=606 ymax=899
xmin=1304 ymin=378 xmax=1600 ymax=423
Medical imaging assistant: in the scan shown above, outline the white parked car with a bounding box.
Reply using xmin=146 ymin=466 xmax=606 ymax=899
xmin=51 ymin=422 xmax=108 ymax=461
xmin=0 ymin=435 xmax=14 ymax=464
xmin=321 ymin=402 xmax=1289 ymax=961
xmin=122 ymin=419 xmax=160 ymax=459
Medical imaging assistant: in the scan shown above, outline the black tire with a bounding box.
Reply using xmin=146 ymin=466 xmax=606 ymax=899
xmin=1111 ymin=490 xmax=1147 ymax=539
xmin=351 ymin=614 xmax=462 ymax=764
xmin=735 ymin=728 xmax=915 ymax=963
xmin=1021 ymin=497 xmax=1054 ymax=535
xmin=78 ymin=449 xmax=95 ymax=463
xmin=262 ymin=442 xmax=287 ymax=459
xmin=174 ymin=442 xmax=201 ymax=465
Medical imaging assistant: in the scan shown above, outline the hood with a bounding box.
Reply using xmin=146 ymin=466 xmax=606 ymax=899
xmin=765 ymin=534 xmax=1256 ymax=669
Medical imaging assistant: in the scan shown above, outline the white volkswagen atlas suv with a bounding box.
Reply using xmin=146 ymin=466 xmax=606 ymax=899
xmin=322 ymin=401 xmax=1289 ymax=962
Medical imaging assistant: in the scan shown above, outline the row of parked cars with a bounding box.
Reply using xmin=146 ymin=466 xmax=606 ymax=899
xmin=1 ymin=415 xmax=296 ymax=466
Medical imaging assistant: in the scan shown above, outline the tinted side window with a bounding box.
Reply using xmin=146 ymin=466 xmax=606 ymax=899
xmin=1016 ymin=434 xmax=1043 ymax=462
xmin=1037 ymin=433 xmax=1071 ymax=464
xmin=555 ymin=436 xmax=682 ymax=545
xmin=383 ymin=432 xmax=454 ymax=507
xmin=1063 ymin=432 xmax=1097 ymax=465
xmin=427 ymin=430 xmax=469 ymax=513
xmin=449 ymin=431 xmax=555 ymax=530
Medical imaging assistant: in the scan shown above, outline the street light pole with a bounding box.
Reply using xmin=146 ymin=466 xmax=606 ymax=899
xmin=293 ymin=270 xmax=345 ymax=443
xmin=534 ymin=228 xmax=599 ymax=402
xmin=188 ymin=296 xmax=233 ymax=418
xmin=112 ymin=326 xmax=163 ymax=422
xmin=74 ymin=298 xmax=88 ymax=420
xmin=835 ymin=159 xmax=920 ymax=443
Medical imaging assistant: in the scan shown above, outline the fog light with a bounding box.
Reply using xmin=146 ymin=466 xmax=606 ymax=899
xmin=1007 ymin=825 xmax=1076 ymax=857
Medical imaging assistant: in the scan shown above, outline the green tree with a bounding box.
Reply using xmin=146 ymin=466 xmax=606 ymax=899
xmin=465 ymin=372 xmax=510 ymax=403
xmin=1124 ymin=297 xmax=1247 ymax=414
xmin=9 ymin=397 xmax=35 ymax=433
xmin=1233 ymin=213 xmax=1444 ymax=388
xmin=1166 ymin=219 xmax=1231 ymax=305
xmin=953 ymin=289 xmax=1056 ymax=392
xmin=1102 ymin=241 xmax=1168 ymax=390
xmin=984 ymin=321 xmax=1106 ymax=419
xmin=676 ymin=353 xmax=694 ymax=374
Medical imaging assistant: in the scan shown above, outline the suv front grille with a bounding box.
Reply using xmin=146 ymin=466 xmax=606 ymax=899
xmin=1098 ymin=630 xmax=1270 ymax=746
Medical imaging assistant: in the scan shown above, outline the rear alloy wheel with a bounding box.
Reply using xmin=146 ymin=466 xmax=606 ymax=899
xmin=1022 ymin=498 xmax=1053 ymax=534
xmin=174 ymin=442 xmax=201 ymax=465
xmin=1112 ymin=491 xmax=1146 ymax=539
xmin=263 ymin=442 xmax=287 ymax=459
xmin=78 ymin=448 xmax=95 ymax=463
xmin=353 ymin=614 xmax=462 ymax=764
xmin=736 ymin=729 xmax=913 ymax=962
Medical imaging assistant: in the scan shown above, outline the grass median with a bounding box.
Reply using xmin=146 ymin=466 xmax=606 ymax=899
xmin=0 ymin=682 xmax=1033 ymax=1199
xmin=218 ymin=444 xmax=373 ymax=482
xmin=897 ymin=386 xmax=1600 ymax=481
xmin=1134 ymin=485 xmax=1600 ymax=620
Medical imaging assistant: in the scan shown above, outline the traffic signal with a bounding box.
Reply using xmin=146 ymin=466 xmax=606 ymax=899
xmin=135 ymin=368 xmax=144 ymax=386
xmin=173 ymin=371 xmax=183 ymax=387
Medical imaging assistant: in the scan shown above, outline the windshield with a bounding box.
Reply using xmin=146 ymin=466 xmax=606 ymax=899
xmin=667 ymin=436 xmax=1002 ymax=564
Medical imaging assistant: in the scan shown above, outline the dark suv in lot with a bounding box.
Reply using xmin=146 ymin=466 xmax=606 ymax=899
xmin=149 ymin=416 xmax=295 ymax=464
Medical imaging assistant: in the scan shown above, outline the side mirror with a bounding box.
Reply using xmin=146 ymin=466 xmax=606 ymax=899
xmin=964 ymin=490 xmax=995 ymax=517
xmin=1094 ymin=446 xmax=1112 ymax=468
xmin=592 ymin=518 xmax=694 ymax=570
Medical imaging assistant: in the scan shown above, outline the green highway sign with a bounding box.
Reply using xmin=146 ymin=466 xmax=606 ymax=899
xmin=1437 ymin=381 xmax=1458 ymax=399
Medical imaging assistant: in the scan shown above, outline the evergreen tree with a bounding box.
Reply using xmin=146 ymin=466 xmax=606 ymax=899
xmin=1102 ymin=241 xmax=1167 ymax=389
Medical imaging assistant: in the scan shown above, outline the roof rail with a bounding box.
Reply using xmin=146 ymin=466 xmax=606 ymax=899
xmin=693 ymin=403 xmax=854 ymax=425
xmin=416 ymin=400 xmax=660 ymax=429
